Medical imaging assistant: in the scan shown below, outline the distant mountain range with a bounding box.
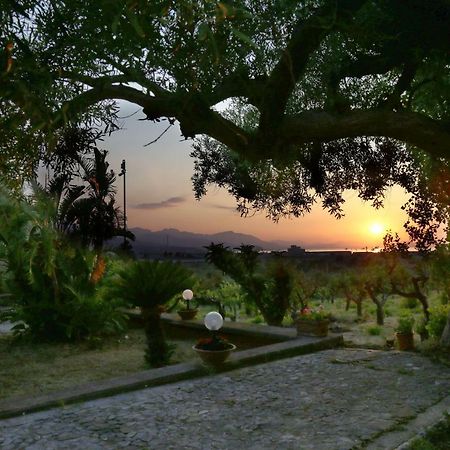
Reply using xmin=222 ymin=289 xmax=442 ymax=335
xmin=120 ymin=227 xmax=292 ymax=255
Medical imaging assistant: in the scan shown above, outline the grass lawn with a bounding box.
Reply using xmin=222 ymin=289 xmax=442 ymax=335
xmin=0 ymin=329 xmax=196 ymax=402
xmin=0 ymin=291 xmax=447 ymax=405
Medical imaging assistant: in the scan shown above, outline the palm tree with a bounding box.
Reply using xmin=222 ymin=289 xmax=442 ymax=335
xmin=43 ymin=127 xmax=133 ymax=253
xmin=58 ymin=147 xmax=133 ymax=251
xmin=110 ymin=260 xmax=194 ymax=367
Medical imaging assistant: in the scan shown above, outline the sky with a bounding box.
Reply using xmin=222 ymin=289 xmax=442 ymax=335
xmin=102 ymin=101 xmax=411 ymax=250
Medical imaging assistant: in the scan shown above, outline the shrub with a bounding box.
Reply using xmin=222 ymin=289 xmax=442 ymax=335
xmin=367 ymin=326 xmax=382 ymax=336
xmin=401 ymin=297 xmax=419 ymax=309
xmin=108 ymin=260 xmax=194 ymax=367
xmin=205 ymin=244 xmax=295 ymax=326
xmin=415 ymin=317 xmax=428 ymax=336
xmin=396 ymin=315 xmax=415 ymax=334
xmin=0 ymin=188 xmax=126 ymax=341
xmin=250 ymin=314 xmax=265 ymax=324
xmin=201 ymin=280 xmax=244 ymax=321
xmin=426 ymin=305 xmax=450 ymax=339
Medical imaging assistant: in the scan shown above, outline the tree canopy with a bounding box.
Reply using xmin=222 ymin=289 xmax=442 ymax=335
xmin=1 ymin=0 xmax=449 ymax=236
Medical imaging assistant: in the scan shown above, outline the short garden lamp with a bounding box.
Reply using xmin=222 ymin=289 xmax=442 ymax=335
xmin=182 ymin=289 xmax=194 ymax=310
xmin=204 ymin=311 xmax=223 ymax=330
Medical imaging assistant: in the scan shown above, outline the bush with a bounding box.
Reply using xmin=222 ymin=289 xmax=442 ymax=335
xmin=201 ymin=280 xmax=244 ymax=321
xmin=401 ymin=297 xmax=419 ymax=309
xmin=205 ymin=244 xmax=295 ymax=326
xmin=0 ymin=188 xmax=126 ymax=341
xmin=396 ymin=315 xmax=415 ymax=334
xmin=427 ymin=305 xmax=450 ymax=339
xmin=108 ymin=260 xmax=194 ymax=367
xmin=367 ymin=326 xmax=382 ymax=336
xmin=250 ymin=314 xmax=265 ymax=324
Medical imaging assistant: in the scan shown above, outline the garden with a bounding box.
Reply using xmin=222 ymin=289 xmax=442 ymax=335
xmin=0 ymin=180 xmax=449 ymax=404
xmin=1 ymin=0 xmax=450 ymax=446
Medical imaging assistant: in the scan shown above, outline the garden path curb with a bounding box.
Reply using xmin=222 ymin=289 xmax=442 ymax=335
xmin=0 ymin=328 xmax=342 ymax=420
xmin=366 ymin=394 xmax=450 ymax=450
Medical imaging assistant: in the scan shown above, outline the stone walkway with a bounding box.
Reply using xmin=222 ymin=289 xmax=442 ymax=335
xmin=0 ymin=348 xmax=449 ymax=450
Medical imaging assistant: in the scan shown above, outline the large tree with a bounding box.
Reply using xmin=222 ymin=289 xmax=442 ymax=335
xmin=1 ymin=1 xmax=448 ymax=222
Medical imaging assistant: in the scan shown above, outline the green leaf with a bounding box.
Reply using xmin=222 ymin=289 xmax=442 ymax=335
xmin=231 ymin=28 xmax=257 ymax=48
xmin=197 ymin=22 xmax=211 ymax=41
xmin=126 ymin=9 xmax=146 ymax=38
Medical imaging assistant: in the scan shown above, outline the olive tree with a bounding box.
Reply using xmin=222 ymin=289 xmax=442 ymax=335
xmin=1 ymin=1 xmax=449 ymax=187
xmin=1 ymin=0 xmax=449 ymax=337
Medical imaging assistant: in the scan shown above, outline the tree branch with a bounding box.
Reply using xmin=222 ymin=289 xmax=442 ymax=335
xmin=52 ymin=84 xmax=252 ymax=154
xmin=57 ymin=72 xmax=132 ymax=88
xmin=208 ymin=71 xmax=267 ymax=107
xmin=259 ymin=0 xmax=367 ymax=131
xmin=51 ymin=84 xmax=174 ymax=128
xmin=280 ymin=109 xmax=450 ymax=162
xmin=381 ymin=63 xmax=418 ymax=109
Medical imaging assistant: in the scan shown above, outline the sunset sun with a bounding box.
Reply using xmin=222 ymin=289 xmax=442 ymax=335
xmin=369 ymin=223 xmax=384 ymax=236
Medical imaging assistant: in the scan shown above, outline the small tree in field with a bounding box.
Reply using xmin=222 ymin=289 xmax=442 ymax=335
xmin=382 ymin=231 xmax=434 ymax=338
xmin=316 ymin=273 xmax=340 ymax=305
xmin=336 ymin=271 xmax=366 ymax=319
xmin=363 ymin=265 xmax=391 ymax=326
xmin=290 ymin=270 xmax=322 ymax=314
xmin=205 ymin=244 xmax=295 ymax=326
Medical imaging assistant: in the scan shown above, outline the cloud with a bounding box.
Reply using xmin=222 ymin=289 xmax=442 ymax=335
xmin=133 ymin=196 xmax=186 ymax=210
xmin=211 ymin=204 xmax=238 ymax=212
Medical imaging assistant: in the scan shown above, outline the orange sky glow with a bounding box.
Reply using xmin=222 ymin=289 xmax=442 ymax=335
xmin=104 ymin=102 xmax=411 ymax=250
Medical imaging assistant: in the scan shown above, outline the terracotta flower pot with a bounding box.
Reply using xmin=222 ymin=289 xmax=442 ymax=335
xmin=193 ymin=344 xmax=236 ymax=366
xmin=396 ymin=332 xmax=414 ymax=351
xmin=296 ymin=319 xmax=329 ymax=337
xmin=177 ymin=309 xmax=198 ymax=320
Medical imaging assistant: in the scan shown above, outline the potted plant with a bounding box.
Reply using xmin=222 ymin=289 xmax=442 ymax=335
xmin=193 ymin=312 xmax=236 ymax=366
xmin=177 ymin=289 xmax=198 ymax=320
xmin=396 ymin=315 xmax=415 ymax=350
xmin=296 ymin=306 xmax=330 ymax=337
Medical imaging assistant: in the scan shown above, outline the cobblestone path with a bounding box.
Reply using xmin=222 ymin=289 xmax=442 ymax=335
xmin=0 ymin=349 xmax=449 ymax=450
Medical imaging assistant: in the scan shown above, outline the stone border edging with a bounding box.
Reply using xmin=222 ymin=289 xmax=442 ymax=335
xmin=0 ymin=330 xmax=342 ymax=420
xmin=133 ymin=311 xmax=299 ymax=341
xmin=366 ymin=394 xmax=450 ymax=450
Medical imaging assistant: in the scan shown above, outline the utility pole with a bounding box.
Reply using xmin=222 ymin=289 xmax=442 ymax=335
xmin=118 ymin=159 xmax=127 ymax=246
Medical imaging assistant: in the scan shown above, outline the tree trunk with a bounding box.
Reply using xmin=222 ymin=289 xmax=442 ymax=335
xmin=141 ymin=306 xmax=171 ymax=367
xmin=416 ymin=295 xmax=430 ymax=325
xmin=345 ymin=297 xmax=351 ymax=311
xmin=440 ymin=311 xmax=450 ymax=347
xmin=375 ymin=302 xmax=384 ymax=325
xmin=368 ymin=296 xmax=384 ymax=325
xmin=356 ymin=299 xmax=362 ymax=318
xmin=263 ymin=311 xmax=283 ymax=327
xmin=366 ymin=287 xmax=384 ymax=325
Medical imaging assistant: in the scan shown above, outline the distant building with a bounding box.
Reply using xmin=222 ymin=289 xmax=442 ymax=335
xmin=287 ymin=245 xmax=306 ymax=256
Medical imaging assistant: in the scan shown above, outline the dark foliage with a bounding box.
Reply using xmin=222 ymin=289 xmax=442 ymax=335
xmin=205 ymin=243 xmax=295 ymax=326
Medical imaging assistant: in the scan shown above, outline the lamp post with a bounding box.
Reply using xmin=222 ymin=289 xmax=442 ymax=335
xmin=118 ymin=159 xmax=127 ymax=246
xmin=204 ymin=311 xmax=224 ymax=344
xmin=182 ymin=289 xmax=194 ymax=311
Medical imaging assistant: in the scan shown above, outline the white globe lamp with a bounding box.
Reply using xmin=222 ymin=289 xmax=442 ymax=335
xmin=204 ymin=311 xmax=224 ymax=331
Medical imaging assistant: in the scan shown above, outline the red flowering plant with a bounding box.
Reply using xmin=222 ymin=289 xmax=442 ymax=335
xmin=195 ymin=334 xmax=233 ymax=351
xmin=297 ymin=305 xmax=330 ymax=321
